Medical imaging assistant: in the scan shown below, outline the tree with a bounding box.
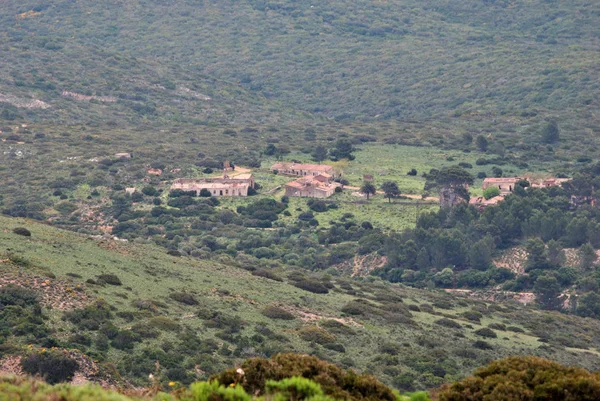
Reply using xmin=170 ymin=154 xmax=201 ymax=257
xmin=579 ymin=243 xmax=597 ymax=270
xmin=381 ymin=181 xmax=400 ymax=203
xmin=360 ymin=182 xmax=377 ymax=200
xmin=534 ymin=274 xmax=563 ymax=310
xmin=429 ymin=166 xmax=474 ymax=207
xmin=469 ymin=235 xmax=495 ymax=270
xmin=311 ymin=145 xmax=328 ymax=163
xmin=476 ymin=135 xmax=488 ymax=151
xmin=526 ymin=238 xmax=550 ymax=271
xmin=577 ymin=292 xmax=600 ymax=318
xmin=547 ymin=239 xmax=566 ymax=267
xmin=264 ymin=143 xmax=277 ymax=156
xmin=482 ymin=186 xmax=500 ymax=200
xmin=329 ymin=139 xmax=355 ymax=161
xmin=541 ymin=120 xmax=560 ymax=143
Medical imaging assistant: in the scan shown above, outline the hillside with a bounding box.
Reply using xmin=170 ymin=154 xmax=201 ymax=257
xmin=2 ymin=215 xmax=600 ymax=391
xmin=0 ymin=39 xmax=303 ymax=127
xmin=1 ymin=0 xmax=598 ymax=123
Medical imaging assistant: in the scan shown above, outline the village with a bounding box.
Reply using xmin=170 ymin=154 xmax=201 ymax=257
xmin=120 ymin=150 xmax=571 ymax=213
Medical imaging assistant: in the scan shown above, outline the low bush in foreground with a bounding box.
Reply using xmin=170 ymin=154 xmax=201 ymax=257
xmin=437 ymin=356 xmax=600 ymax=401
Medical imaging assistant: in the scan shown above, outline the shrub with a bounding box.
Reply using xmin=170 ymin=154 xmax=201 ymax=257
xmin=298 ymin=326 xmax=336 ymax=344
xmin=437 ymin=356 xmax=600 ymax=401
xmin=323 ymin=343 xmax=346 ymax=353
xmin=293 ymin=279 xmax=329 ymax=294
xmin=13 ymin=227 xmax=31 ymax=237
xmin=507 ymin=326 xmax=525 ymax=333
xmin=97 ymin=274 xmax=122 ymax=286
xmin=211 ymin=353 xmax=398 ymax=401
xmin=169 ymin=292 xmax=199 ymax=305
xmin=474 ymin=327 xmax=497 ymax=338
xmin=461 ymin=310 xmax=482 ymax=323
xmin=472 ymin=340 xmax=493 ymax=350
xmin=320 ymin=320 xmax=355 ymax=335
xmin=21 ymin=351 xmax=79 ymax=384
xmin=435 ymin=318 xmax=462 ymax=329
xmin=111 ymin=330 xmax=141 ymax=350
xmin=488 ymin=323 xmax=506 ymax=331
xmin=149 ymin=316 xmax=181 ymax=331
xmin=262 ymin=306 xmax=295 ymax=320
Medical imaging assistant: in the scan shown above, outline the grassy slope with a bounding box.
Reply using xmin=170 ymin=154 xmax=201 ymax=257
xmin=2 ymin=215 xmax=600 ymax=390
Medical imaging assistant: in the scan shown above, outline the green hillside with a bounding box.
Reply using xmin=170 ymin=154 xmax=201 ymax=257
xmin=1 ymin=0 xmax=598 ymax=122
xmin=2 ymin=215 xmax=600 ymax=390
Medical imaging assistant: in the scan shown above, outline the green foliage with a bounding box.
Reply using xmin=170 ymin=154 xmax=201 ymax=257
xmin=381 ymin=181 xmax=400 ymax=202
xmin=482 ymin=187 xmax=500 ymax=200
xmin=12 ymin=227 xmax=32 ymax=237
xmin=261 ymin=306 xmax=295 ymax=320
xmin=541 ymin=120 xmax=560 ymax=144
xmin=534 ymin=275 xmax=564 ymax=311
xmin=360 ymin=182 xmax=377 ymax=200
xmin=298 ymin=326 xmax=336 ymax=345
xmin=21 ymin=351 xmax=79 ymax=384
xmin=437 ymin=356 xmax=600 ymax=401
xmin=211 ymin=353 xmax=398 ymax=401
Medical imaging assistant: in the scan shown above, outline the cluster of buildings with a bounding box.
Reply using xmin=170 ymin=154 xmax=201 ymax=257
xmin=166 ymin=161 xmax=341 ymax=199
xmin=271 ymin=162 xmax=340 ymax=198
xmin=469 ymin=176 xmax=570 ymax=209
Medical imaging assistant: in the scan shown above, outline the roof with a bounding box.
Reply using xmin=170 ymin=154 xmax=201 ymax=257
xmin=271 ymin=162 xmax=333 ymax=172
xmin=483 ymin=177 xmax=521 ymax=183
xmin=173 ymin=182 xmax=249 ymax=190
xmin=232 ymin=173 xmax=253 ymax=180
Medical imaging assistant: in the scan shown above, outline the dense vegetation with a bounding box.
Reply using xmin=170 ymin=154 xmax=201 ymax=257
xmin=437 ymin=356 xmax=600 ymax=401
xmin=5 ymin=356 xmax=600 ymax=400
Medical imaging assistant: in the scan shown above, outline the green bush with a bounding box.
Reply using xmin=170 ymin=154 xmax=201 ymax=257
xmin=293 ymin=279 xmax=329 ymax=294
xmin=473 ymin=328 xmax=497 ymax=338
xmin=262 ymin=306 xmax=295 ymax=320
xmin=211 ymin=353 xmax=398 ymax=401
xmin=97 ymin=274 xmax=122 ymax=286
xmin=169 ymin=292 xmax=199 ymax=305
xmin=12 ymin=227 xmax=32 ymax=237
xmin=437 ymin=356 xmax=600 ymax=401
xmin=434 ymin=318 xmax=462 ymax=329
xmin=21 ymin=351 xmax=79 ymax=384
xmin=298 ymin=326 xmax=336 ymax=345
xmin=472 ymin=340 xmax=493 ymax=350
xmin=149 ymin=316 xmax=181 ymax=331
xmin=251 ymin=269 xmax=283 ymax=282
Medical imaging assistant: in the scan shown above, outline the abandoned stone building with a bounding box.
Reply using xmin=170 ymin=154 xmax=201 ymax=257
xmin=271 ymin=162 xmax=334 ymax=177
xmin=483 ymin=177 xmax=570 ymax=195
xmin=171 ymin=174 xmax=254 ymax=197
xmin=285 ymin=174 xmax=338 ymax=198
xmin=482 ymin=177 xmax=521 ymax=194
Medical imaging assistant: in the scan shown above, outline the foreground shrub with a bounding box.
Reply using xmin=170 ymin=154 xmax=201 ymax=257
xmin=211 ymin=353 xmax=399 ymax=401
xmin=437 ymin=356 xmax=600 ymax=401
xmin=21 ymin=351 xmax=78 ymax=384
